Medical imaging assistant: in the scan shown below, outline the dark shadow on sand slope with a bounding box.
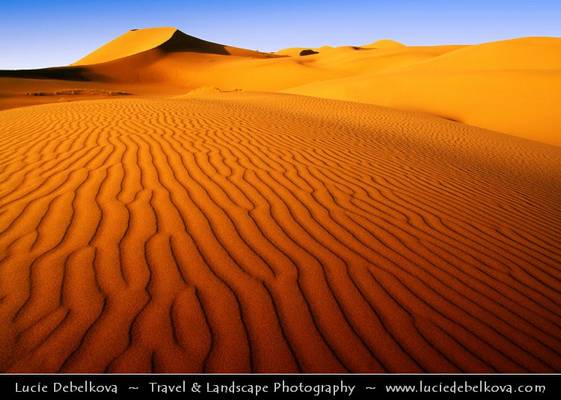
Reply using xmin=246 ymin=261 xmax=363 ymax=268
xmin=0 ymin=29 xmax=230 ymax=82
xmin=0 ymin=29 xmax=279 ymax=82
xmin=299 ymin=49 xmax=320 ymax=56
xmin=160 ymin=30 xmax=279 ymax=58
xmin=0 ymin=66 xmax=93 ymax=81
xmin=159 ymin=30 xmax=231 ymax=55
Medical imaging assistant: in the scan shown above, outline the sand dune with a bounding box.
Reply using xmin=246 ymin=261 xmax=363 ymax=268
xmin=1 ymin=27 xmax=561 ymax=373
xmin=406 ymin=37 xmax=561 ymax=71
xmin=74 ymin=27 xmax=182 ymax=65
xmin=283 ymin=37 xmax=561 ymax=146
xmin=3 ymin=30 xmax=559 ymax=145
xmin=74 ymin=27 xmax=267 ymax=66
xmin=0 ymin=92 xmax=560 ymax=372
xmin=363 ymin=39 xmax=405 ymax=49
xmin=2 ymin=29 xmax=559 ymax=145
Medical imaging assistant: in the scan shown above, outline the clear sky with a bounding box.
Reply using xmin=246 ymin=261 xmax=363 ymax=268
xmin=1 ymin=0 xmax=560 ymax=69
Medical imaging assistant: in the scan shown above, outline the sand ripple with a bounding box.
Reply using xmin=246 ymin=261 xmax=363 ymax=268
xmin=0 ymin=93 xmax=560 ymax=372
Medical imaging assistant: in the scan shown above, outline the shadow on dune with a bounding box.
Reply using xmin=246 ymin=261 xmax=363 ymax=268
xmin=299 ymin=49 xmax=319 ymax=56
xmin=159 ymin=30 xmax=231 ymax=55
xmin=0 ymin=66 xmax=93 ymax=81
xmin=159 ymin=29 xmax=278 ymax=58
xmin=0 ymin=29 xmax=232 ymax=82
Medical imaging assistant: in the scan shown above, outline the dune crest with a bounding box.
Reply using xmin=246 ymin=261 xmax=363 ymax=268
xmin=363 ymin=39 xmax=405 ymax=49
xmin=73 ymin=27 xmax=266 ymax=66
xmin=405 ymin=36 xmax=561 ymax=72
xmin=74 ymin=27 xmax=179 ymax=65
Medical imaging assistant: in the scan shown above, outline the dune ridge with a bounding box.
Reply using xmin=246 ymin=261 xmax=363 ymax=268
xmin=73 ymin=27 xmax=180 ymax=65
xmin=363 ymin=39 xmax=405 ymax=49
xmin=73 ymin=27 xmax=267 ymax=66
xmin=0 ymin=93 xmax=560 ymax=372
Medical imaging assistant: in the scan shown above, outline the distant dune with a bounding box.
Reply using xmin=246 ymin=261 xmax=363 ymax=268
xmin=1 ymin=30 xmax=560 ymax=145
xmin=284 ymin=37 xmax=561 ymax=146
xmin=363 ymin=39 xmax=405 ymax=49
xmin=1 ymin=28 xmax=560 ymax=373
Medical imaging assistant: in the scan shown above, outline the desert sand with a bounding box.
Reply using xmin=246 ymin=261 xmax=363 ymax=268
xmin=0 ymin=28 xmax=560 ymax=372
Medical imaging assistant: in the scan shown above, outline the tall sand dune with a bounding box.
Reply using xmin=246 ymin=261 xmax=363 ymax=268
xmin=0 ymin=92 xmax=560 ymax=372
xmin=73 ymin=27 xmax=266 ymax=66
xmin=74 ymin=27 xmax=182 ymax=65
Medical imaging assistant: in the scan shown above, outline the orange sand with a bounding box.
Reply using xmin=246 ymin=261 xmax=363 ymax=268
xmin=0 ymin=28 xmax=560 ymax=373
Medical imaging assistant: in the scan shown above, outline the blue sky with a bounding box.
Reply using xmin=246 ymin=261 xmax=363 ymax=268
xmin=1 ymin=0 xmax=560 ymax=69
